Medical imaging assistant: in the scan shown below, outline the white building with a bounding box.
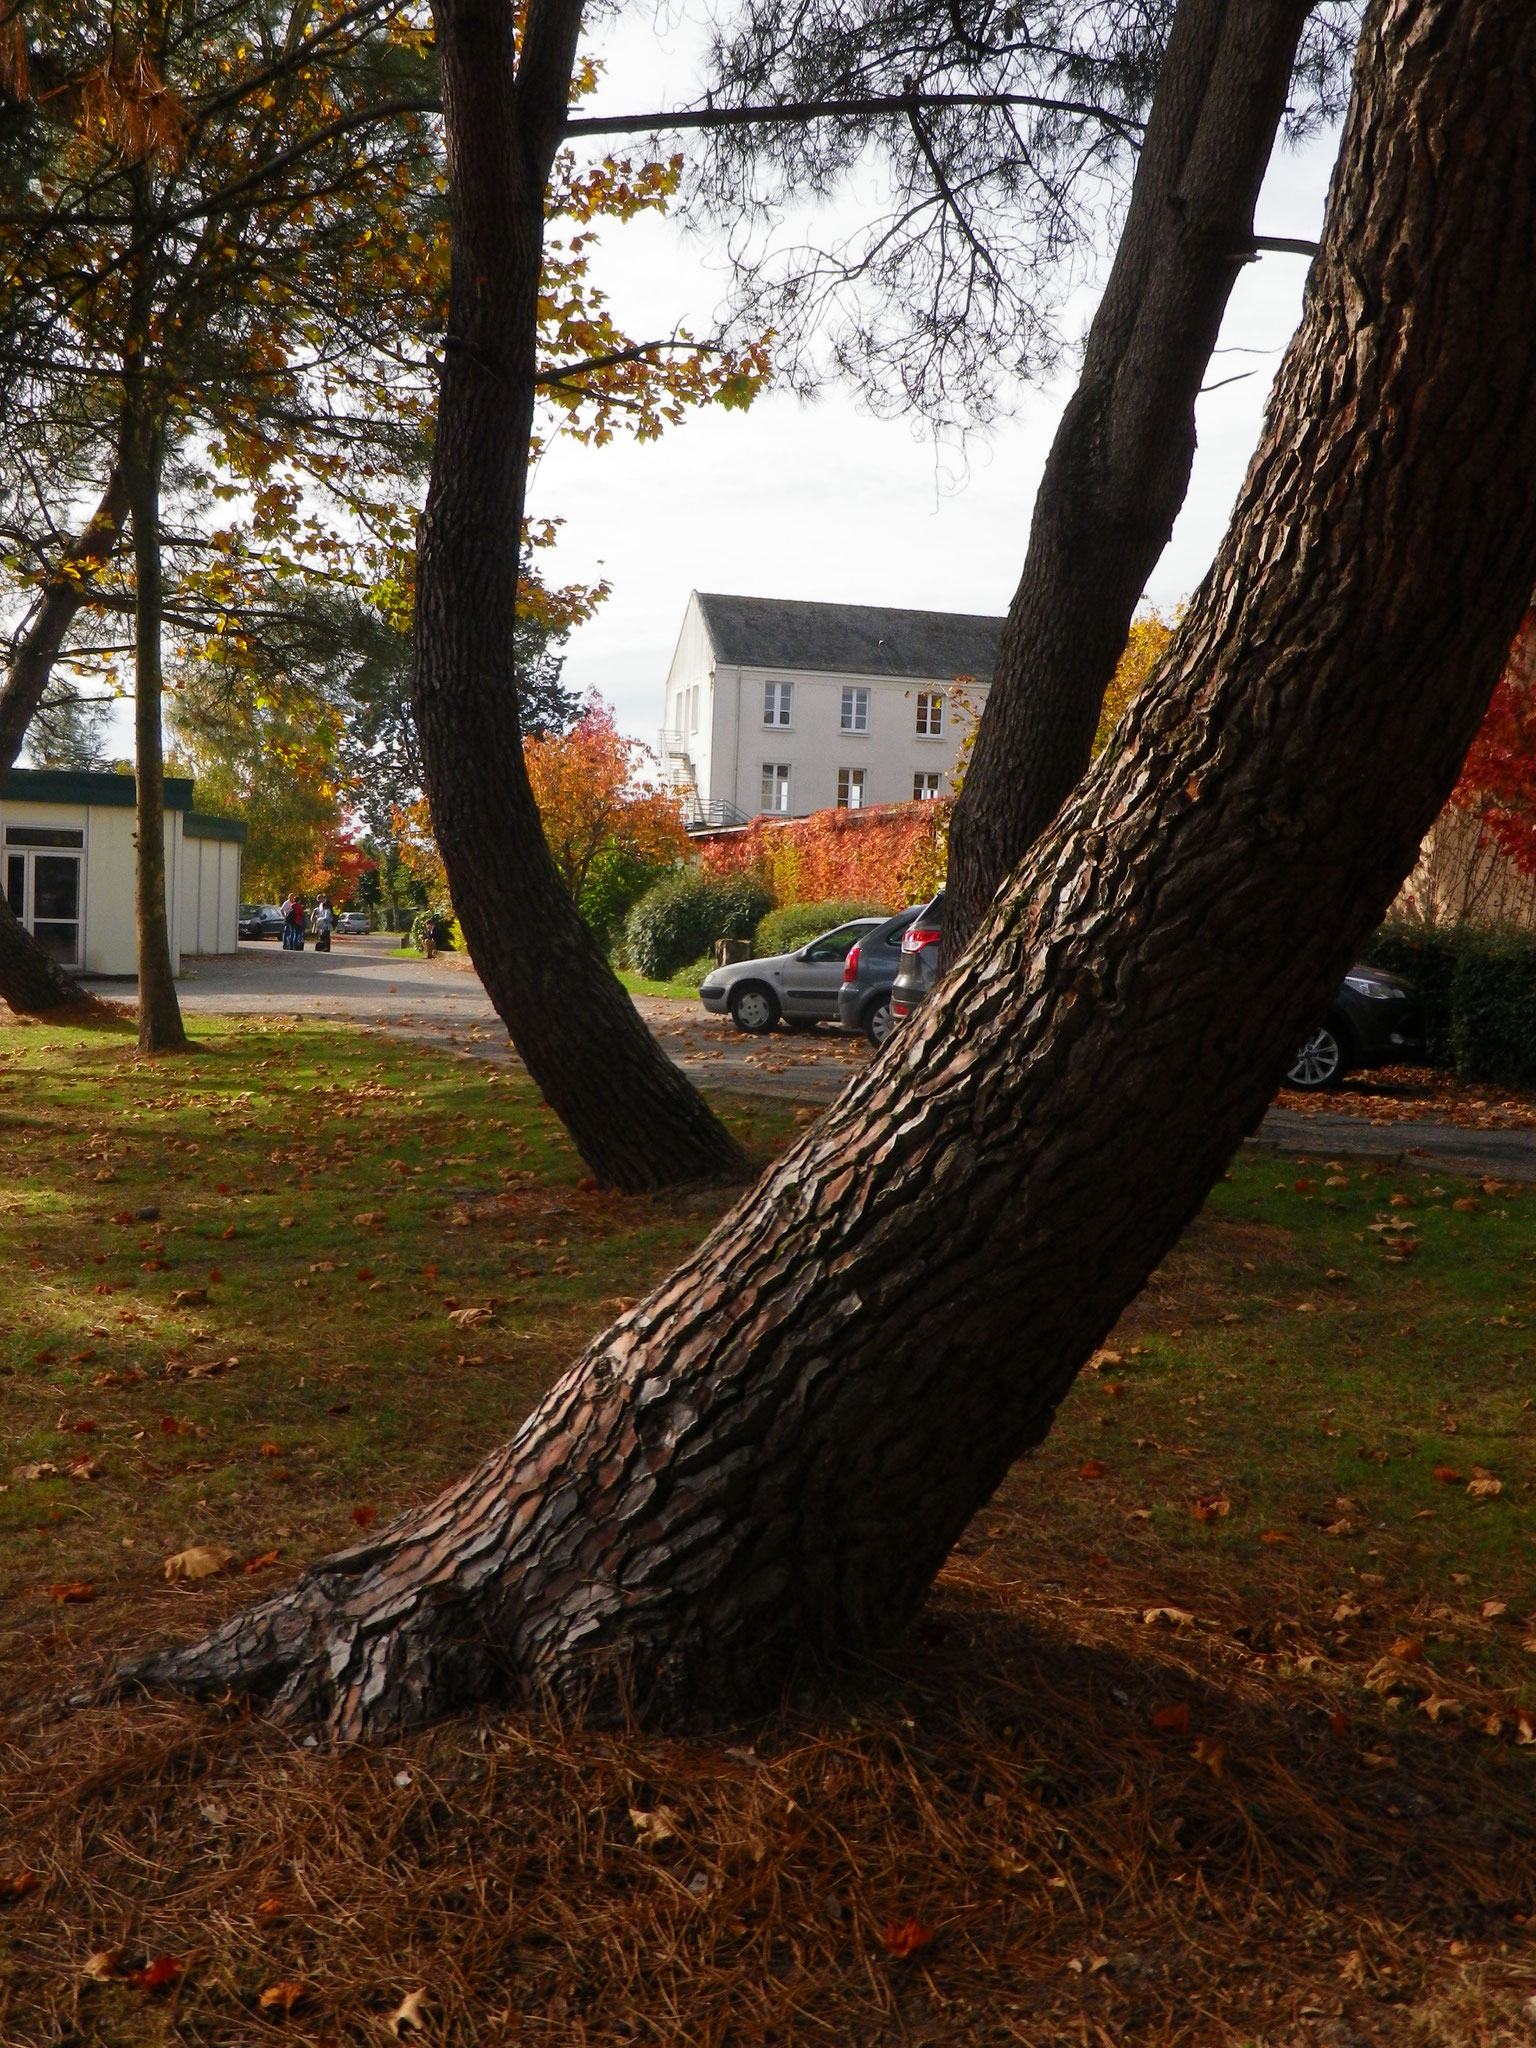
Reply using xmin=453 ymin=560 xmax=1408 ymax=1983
xmin=658 ymin=592 xmax=1002 ymax=827
xmin=1 ymin=768 xmax=244 ymax=978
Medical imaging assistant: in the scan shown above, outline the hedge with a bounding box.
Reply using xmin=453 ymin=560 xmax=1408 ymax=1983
xmin=753 ymin=899 xmax=889 ymax=957
xmin=624 ymin=872 xmax=773 ymax=981
xmin=1362 ymin=923 xmax=1536 ymax=1086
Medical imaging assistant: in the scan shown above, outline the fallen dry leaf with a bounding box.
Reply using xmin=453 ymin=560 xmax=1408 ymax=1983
xmin=350 ymin=1505 xmax=377 ymax=1527
xmin=163 ymin=1545 xmax=235 ymax=1583
xmin=243 ymin=1548 xmax=282 ymax=1573
xmin=258 ymin=1981 xmax=309 ymax=2013
xmin=1191 ymin=1495 xmax=1230 ymax=1524
xmin=1467 ymin=1475 xmax=1503 ymax=1500
xmin=1142 ymin=1606 xmax=1194 ymax=1628
xmin=254 ymin=1895 xmax=287 ymax=1921
xmin=171 ymin=1288 xmax=207 ymax=1307
xmin=1078 ymin=1460 xmax=1106 ymax=1480
xmin=1419 ymin=1695 xmax=1461 ymax=1723
xmin=629 ymin=1805 xmax=681 ymax=1847
xmin=13 ymin=1462 xmax=59 ymax=1482
xmin=1388 ymin=1636 xmax=1425 ymax=1662
xmin=1433 ymin=1465 xmax=1463 ymax=1484
xmin=1517 ymin=1711 xmax=1536 ymax=1747
xmin=0 ymin=1872 xmax=39 ymax=1898
xmin=82 ymin=1947 xmax=122 ymax=1980
xmin=1359 ymin=1751 xmax=1397 ymax=1771
xmin=48 ymin=1582 xmax=95 ymax=1604
xmin=126 ymin=1954 xmax=184 ymax=1989
xmin=447 ymin=1305 xmax=494 ymax=1329
xmin=1151 ymin=1702 xmax=1190 ymax=1734
xmin=1483 ymin=1599 xmax=1509 ymax=1621
xmin=259 ymin=1442 xmax=284 ymax=1458
xmin=389 ymin=1987 xmax=429 ymax=2036
xmin=880 ymin=1918 xmax=935 ymax=1958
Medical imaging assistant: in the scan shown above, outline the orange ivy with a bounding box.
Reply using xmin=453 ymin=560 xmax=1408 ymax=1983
xmin=698 ymin=802 xmax=948 ymax=909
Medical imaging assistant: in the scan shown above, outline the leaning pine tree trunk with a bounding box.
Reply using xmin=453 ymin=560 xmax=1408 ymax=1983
xmin=409 ymin=0 xmax=742 ymax=1192
xmin=122 ymin=397 xmax=189 ymax=1055
xmin=116 ymin=0 xmax=1536 ymax=1738
xmin=0 ymin=468 xmax=129 ymax=1017
xmin=943 ymin=0 xmax=1313 ymax=959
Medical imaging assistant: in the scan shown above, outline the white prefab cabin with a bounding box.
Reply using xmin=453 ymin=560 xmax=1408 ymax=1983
xmin=658 ymin=592 xmax=1003 ymax=827
xmin=0 ymin=768 xmax=245 ymax=978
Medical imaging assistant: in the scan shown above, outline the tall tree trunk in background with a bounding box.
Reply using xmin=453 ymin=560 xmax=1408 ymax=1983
xmin=0 ymin=469 xmax=129 ymax=1017
xmin=943 ymin=0 xmax=1313 ymax=960
xmin=123 ymin=399 xmax=188 ymax=1054
xmin=117 ymin=0 xmax=1536 ymax=1739
xmin=408 ymin=0 xmax=743 ymax=1192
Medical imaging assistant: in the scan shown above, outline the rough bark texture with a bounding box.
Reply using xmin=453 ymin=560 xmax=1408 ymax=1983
xmin=408 ymin=0 xmax=743 ymax=1192
xmin=944 ymin=0 xmax=1312 ymax=961
xmin=115 ymin=0 xmax=1536 ymax=1739
xmin=123 ymin=400 xmax=189 ymax=1055
xmin=0 ymin=469 xmax=129 ymax=1017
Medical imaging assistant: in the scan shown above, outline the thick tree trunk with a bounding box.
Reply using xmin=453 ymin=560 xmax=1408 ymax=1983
xmin=123 ymin=403 xmax=189 ymax=1054
xmin=0 ymin=469 xmax=129 ymax=1017
xmin=943 ymin=0 xmax=1312 ymax=960
xmin=115 ymin=0 xmax=1536 ymax=1739
xmin=408 ymin=0 xmax=743 ymax=1192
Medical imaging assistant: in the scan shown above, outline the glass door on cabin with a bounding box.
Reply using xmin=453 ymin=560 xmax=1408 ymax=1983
xmin=3 ymin=827 xmax=83 ymax=966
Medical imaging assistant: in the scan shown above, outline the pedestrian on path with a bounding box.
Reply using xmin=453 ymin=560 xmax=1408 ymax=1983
xmin=281 ymin=891 xmax=306 ymax=951
xmin=313 ymin=897 xmax=335 ymax=953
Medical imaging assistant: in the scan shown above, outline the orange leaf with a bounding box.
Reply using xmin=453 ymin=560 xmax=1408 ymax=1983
xmin=243 ymin=1549 xmax=282 ymax=1573
xmin=127 ymin=1954 xmax=184 ymax=1989
xmin=1330 ymin=1708 xmax=1347 ymax=1737
xmin=259 ymin=1981 xmax=309 ymax=2013
xmin=1191 ymin=1495 xmax=1231 ymax=1524
xmin=0 ymin=1872 xmax=38 ymax=1898
xmin=254 ymin=1895 xmax=287 ymax=1921
xmin=1151 ymin=1702 xmax=1190 ymax=1734
xmin=1259 ymin=1528 xmax=1293 ymax=1545
xmin=48 ymin=1582 xmax=95 ymax=1604
xmin=880 ymin=1917 xmax=934 ymax=1958
xmin=1433 ymin=1465 xmax=1463 ymax=1484
xmin=259 ymin=1442 xmax=284 ymax=1458
xmin=1191 ymin=1735 xmax=1225 ymax=1776
xmin=1388 ymin=1636 xmax=1424 ymax=1663
xmin=351 ymin=1505 xmax=377 ymax=1527
xmin=1078 ymin=1460 xmax=1106 ymax=1480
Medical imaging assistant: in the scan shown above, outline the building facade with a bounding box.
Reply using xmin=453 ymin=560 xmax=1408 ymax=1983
xmin=0 ymin=768 xmax=245 ymax=978
xmin=658 ymin=593 xmax=1003 ymax=826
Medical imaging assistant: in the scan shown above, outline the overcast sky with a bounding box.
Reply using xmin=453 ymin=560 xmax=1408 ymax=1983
xmin=535 ymin=8 xmax=1344 ymax=744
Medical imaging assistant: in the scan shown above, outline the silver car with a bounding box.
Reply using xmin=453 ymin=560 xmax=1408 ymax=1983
xmin=699 ymin=919 xmax=884 ymax=1033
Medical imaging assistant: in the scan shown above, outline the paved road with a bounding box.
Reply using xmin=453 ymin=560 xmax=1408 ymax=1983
xmin=82 ymin=939 xmax=1536 ymax=1175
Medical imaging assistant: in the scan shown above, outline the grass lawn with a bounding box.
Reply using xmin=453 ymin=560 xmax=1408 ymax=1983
xmin=2 ymin=1014 xmax=1534 ymax=2045
xmin=615 ymin=967 xmax=709 ymax=1003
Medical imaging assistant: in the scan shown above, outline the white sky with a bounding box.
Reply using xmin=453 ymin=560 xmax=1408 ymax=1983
xmin=535 ymin=7 xmax=1343 ymax=743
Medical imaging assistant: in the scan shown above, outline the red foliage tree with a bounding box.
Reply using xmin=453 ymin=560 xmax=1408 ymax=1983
xmin=1448 ymin=605 xmax=1536 ymax=871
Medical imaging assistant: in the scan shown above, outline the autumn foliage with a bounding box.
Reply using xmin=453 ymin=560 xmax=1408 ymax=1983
xmin=1448 ymin=604 xmax=1536 ymax=874
xmin=698 ymin=802 xmax=948 ymax=909
xmin=523 ymin=700 xmax=690 ymax=901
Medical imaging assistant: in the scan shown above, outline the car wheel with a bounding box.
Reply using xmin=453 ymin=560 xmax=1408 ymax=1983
xmin=729 ymin=984 xmax=779 ymax=1034
xmin=863 ymin=996 xmax=896 ymax=1047
xmin=1286 ymin=1024 xmax=1347 ymax=1090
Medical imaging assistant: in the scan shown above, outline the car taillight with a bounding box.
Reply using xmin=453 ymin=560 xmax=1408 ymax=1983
xmin=842 ymin=943 xmax=861 ymax=983
xmin=901 ymin=926 xmax=940 ymax=953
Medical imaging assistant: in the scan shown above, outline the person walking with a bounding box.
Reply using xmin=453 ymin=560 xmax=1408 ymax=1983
xmin=313 ymin=896 xmax=335 ymax=953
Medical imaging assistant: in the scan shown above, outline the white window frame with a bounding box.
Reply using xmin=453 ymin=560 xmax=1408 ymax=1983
xmin=913 ymin=771 xmax=942 ymax=801
xmin=689 ymin=683 xmax=700 ymax=733
xmin=915 ymin=690 xmax=945 ymax=738
xmin=763 ymin=680 xmax=794 ymax=729
xmin=840 ymin=685 xmax=870 ymax=734
xmin=761 ymin=762 xmax=792 ymax=814
xmin=836 ymin=767 xmax=867 ymax=810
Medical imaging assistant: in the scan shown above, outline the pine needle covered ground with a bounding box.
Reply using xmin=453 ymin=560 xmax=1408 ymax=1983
xmin=1 ymin=1015 xmax=1533 ymax=2045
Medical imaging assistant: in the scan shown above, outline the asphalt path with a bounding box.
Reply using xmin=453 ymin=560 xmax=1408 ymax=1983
xmin=80 ymin=937 xmax=1536 ymax=1177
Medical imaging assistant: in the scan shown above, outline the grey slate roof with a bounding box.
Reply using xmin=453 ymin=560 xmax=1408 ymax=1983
xmin=695 ymin=592 xmax=1003 ymax=682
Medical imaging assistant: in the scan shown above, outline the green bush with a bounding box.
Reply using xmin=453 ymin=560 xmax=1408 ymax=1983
xmin=409 ymin=907 xmax=457 ymax=952
xmin=624 ymin=872 xmax=772 ymax=981
xmin=753 ymin=898 xmax=889 ymax=957
xmin=1363 ymin=921 xmax=1536 ymax=1085
xmin=582 ymin=848 xmax=680 ymax=954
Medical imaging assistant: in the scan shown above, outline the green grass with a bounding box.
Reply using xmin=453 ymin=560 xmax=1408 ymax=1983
xmin=615 ymin=966 xmax=709 ymax=1003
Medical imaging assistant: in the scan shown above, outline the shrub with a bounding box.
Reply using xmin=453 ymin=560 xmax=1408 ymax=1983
xmin=754 ymin=899 xmax=889 ymax=957
xmin=581 ymin=847 xmax=679 ymax=953
xmin=624 ymin=872 xmax=772 ymax=981
xmin=1363 ymin=921 xmax=1536 ymax=1084
xmin=409 ymin=907 xmax=457 ymax=952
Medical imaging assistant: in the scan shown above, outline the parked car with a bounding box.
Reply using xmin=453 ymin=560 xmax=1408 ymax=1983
xmin=1284 ymin=965 xmax=1423 ymax=1089
xmin=699 ymin=918 xmax=885 ymax=1032
xmin=336 ymin=910 xmax=370 ymax=935
xmin=238 ymin=902 xmax=285 ymax=940
xmin=836 ymin=905 xmax=922 ymax=1045
xmin=887 ymin=890 xmax=945 ymax=1025
xmin=889 ymin=890 xmax=1424 ymax=1091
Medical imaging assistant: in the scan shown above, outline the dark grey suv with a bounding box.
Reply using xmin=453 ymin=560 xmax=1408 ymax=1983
xmin=835 ymin=905 xmax=921 ymax=1044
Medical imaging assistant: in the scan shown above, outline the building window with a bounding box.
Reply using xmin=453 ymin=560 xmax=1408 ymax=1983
xmin=836 ymin=767 xmax=866 ymax=810
xmin=689 ymin=684 xmax=700 ymax=733
xmin=761 ymin=762 xmax=791 ymax=813
xmin=915 ymin=690 xmax=944 ymax=737
xmin=840 ymin=686 xmax=869 ymax=733
xmin=763 ymin=680 xmax=793 ymax=728
xmin=913 ymin=772 xmax=942 ymax=801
